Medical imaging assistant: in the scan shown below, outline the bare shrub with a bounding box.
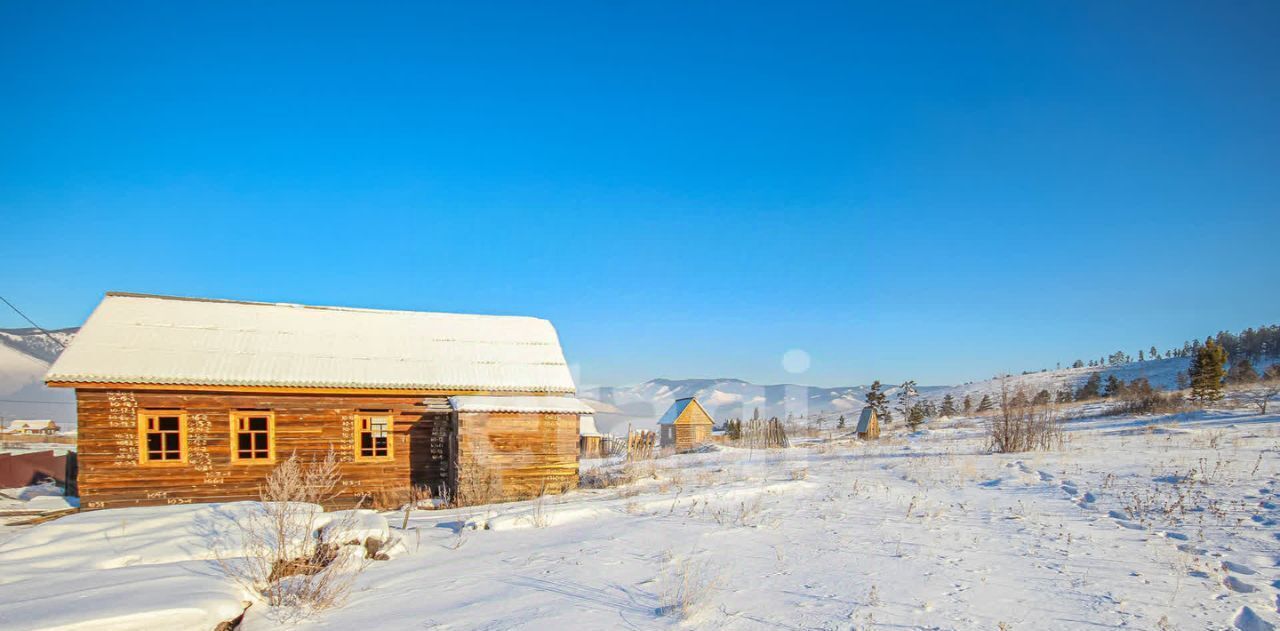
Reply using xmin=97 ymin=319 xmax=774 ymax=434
xmin=453 ymin=452 xmax=505 ymax=507
xmin=985 ymin=379 xmax=1062 ymax=453
xmin=217 ymin=450 xmax=367 ymax=618
xmin=658 ymin=554 xmax=720 ymax=620
xmin=1236 ymin=383 xmax=1280 ymax=414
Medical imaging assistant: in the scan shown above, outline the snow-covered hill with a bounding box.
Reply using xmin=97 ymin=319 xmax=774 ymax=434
xmin=581 ymin=354 xmax=1279 ymax=435
xmin=0 ymin=328 xmax=77 ymax=428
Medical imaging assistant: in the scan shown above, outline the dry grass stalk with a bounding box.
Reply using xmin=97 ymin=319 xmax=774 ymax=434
xmin=658 ymin=554 xmax=721 ymax=620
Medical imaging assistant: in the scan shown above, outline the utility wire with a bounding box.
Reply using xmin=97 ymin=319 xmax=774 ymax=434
xmin=0 ymin=294 xmax=67 ymax=350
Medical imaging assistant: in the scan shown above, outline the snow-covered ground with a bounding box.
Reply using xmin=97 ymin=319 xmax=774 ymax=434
xmin=2 ymin=398 xmax=1277 ymax=630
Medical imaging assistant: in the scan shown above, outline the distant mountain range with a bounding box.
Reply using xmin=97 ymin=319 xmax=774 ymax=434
xmin=0 ymin=327 xmax=78 ymax=428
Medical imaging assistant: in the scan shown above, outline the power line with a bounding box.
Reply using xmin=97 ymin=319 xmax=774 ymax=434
xmin=0 ymin=294 xmax=66 ymax=350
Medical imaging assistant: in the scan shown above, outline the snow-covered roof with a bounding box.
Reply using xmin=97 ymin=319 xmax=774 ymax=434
xmin=448 ymin=396 xmax=595 ymax=415
xmin=578 ymin=414 xmax=602 ymax=437
xmin=7 ymin=420 xmax=57 ymax=431
xmin=46 ymin=293 xmax=577 ymax=393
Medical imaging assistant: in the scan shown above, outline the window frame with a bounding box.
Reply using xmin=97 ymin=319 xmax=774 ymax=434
xmin=137 ymin=410 xmax=189 ymax=466
xmin=353 ymin=412 xmax=394 ymax=462
xmin=229 ymin=410 xmax=276 ymax=465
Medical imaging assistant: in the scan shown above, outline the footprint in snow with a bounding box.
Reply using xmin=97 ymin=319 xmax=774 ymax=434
xmin=1061 ymin=484 xmax=1078 ymax=496
xmin=1037 ymin=470 xmax=1054 ymax=482
xmin=1222 ymin=561 xmax=1256 ymax=575
xmin=1157 ymin=531 xmax=1188 ymax=541
xmin=1178 ymin=543 xmax=1208 ymax=556
xmin=1224 ymin=575 xmax=1258 ymax=593
xmin=979 ymin=478 xmax=1003 ymax=488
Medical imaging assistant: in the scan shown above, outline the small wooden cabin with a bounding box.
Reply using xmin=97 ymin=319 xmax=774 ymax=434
xmin=578 ymin=414 xmax=604 ymax=458
xmin=657 ymin=397 xmax=714 ymax=452
xmin=5 ymin=420 xmax=61 ymax=435
xmin=45 ymin=292 xmax=588 ymax=510
xmin=856 ymin=407 xmax=880 ymax=439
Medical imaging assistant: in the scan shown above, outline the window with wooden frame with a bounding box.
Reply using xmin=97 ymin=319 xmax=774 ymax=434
xmin=230 ymin=411 xmax=275 ymax=463
xmin=137 ymin=410 xmax=188 ymax=465
xmin=354 ymin=413 xmax=393 ymax=461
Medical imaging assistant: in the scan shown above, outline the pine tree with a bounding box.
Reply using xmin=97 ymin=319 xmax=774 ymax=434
xmin=962 ymin=394 xmax=972 ymax=414
xmin=1189 ymin=338 xmax=1228 ymax=404
xmin=837 ymin=415 xmax=846 ymax=429
xmin=1176 ymin=370 xmax=1189 ymax=390
xmin=906 ymin=403 xmax=926 ymax=431
xmin=1072 ymin=359 xmax=1084 ymax=368
xmin=1138 ymin=350 xmax=1144 ymax=361
xmin=976 ymin=394 xmax=994 ymax=412
xmin=895 ymin=380 xmax=918 ymax=421
xmin=1227 ymin=358 xmax=1259 ymax=384
xmin=940 ymin=394 xmax=957 ymax=416
xmin=1055 ymin=387 xmax=1073 ymax=403
xmin=1103 ymin=374 xmax=1124 ymax=398
xmin=1033 ymin=389 xmax=1051 ymax=405
xmin=1076 ymin=373 xmax=1102 ymax=400
xmin=1149 ymin=346 xmax=1159 ymax=360
xmin=864 ymin=381 xmax=889 ymax=420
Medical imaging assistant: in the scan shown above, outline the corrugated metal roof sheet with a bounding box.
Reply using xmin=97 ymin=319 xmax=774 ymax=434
xmin=448 ymin=395 xmax=595 ymax=414
xmin=46 ymin=293 xmax=577 ymax=393
xmin=657 ymin=398 xmax=695 ymax=425
xmin=856 ymin=407 xmax=876 ymax=432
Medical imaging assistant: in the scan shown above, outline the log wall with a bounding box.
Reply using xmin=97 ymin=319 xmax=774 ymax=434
xmin=454 ymin=411 xmax=579 ymax=501
xmin=74 ymin=388 xmax=451 ymax=510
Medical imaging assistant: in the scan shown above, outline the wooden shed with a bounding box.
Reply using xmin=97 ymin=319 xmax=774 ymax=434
xmin=856 ymin=407 xmax=880 ymax=439
xmin=657 ymin=397 xmax=714 ymax=452
xmin=45 ymin=292 xmax=587 ymax=510
xmin=578 ymin=414 xmax=604 ymax=458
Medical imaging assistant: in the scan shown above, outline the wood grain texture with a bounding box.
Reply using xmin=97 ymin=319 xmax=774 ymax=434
xmin=454 ymin=411 xmax=579 ymax=501
xmin=74 ymin=388 xmax=451 ymax=510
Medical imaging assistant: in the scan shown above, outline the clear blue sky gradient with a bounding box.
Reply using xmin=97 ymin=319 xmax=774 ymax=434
xmin=2 ymin=2 xmax=1277 ymax=387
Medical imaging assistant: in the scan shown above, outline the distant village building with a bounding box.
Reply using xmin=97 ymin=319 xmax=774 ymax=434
xmin=856 ymin=407 xmax=880 ymax=439
xmin=657 ymin=397 xmax=714 ymax=452
xmin=45 ymin=292 xmax=589 ymax=510
xmin=4 ymin=420 xmax=60 ymax=435
xmin=578 ymin=414 xmax=603 ymax=458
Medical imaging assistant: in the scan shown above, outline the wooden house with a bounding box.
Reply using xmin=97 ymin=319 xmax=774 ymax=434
xmin=44 ymin=292 xmax=589 ymax=510
xmin=578 ymin=414 xmax=604 ymax=458
xmin=856 ymin=407 xmax=880 ymax=439
xmin=4 ymin=420 xmax=60 ymax=435
xmin=657 ymin=397 xmax=714 ymax=452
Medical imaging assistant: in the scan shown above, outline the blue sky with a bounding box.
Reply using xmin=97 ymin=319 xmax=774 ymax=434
xmin=2 ymin=2 xmax=1277 ymax=387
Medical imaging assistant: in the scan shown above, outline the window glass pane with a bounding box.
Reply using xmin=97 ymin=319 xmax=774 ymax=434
xmin=254 ymin=434 xmax=267 ymax=449
xmin=238 ymin=434 xmax=252 ymax=450
xmin=249 ymin=417 xmax=268 ymax=431
xmin=164 ymin=433 xmax=180 ymax=450
xmin=361 ymin=434 xmax=373 ymax=449
xmin=158 ymin=417 xmax=179 ymax=432
xmin=147 ymin=433 xmax=162 ymax=453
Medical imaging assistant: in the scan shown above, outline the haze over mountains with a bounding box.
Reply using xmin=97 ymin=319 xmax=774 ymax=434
xmin=0 ymin=327 xmax=77 ymax=427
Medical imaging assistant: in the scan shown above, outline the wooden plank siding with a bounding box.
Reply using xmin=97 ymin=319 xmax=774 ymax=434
xmin=669 ymin=400 xmax=715 ymax=453
xmin=74 ymin=388 xmax=451 ymax=510
xmin=453 ymin=411 xmax=579 ymax=501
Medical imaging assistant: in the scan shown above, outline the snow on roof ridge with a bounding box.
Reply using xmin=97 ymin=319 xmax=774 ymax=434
xmin=103 ymin=291 xmax=550 ymax=323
